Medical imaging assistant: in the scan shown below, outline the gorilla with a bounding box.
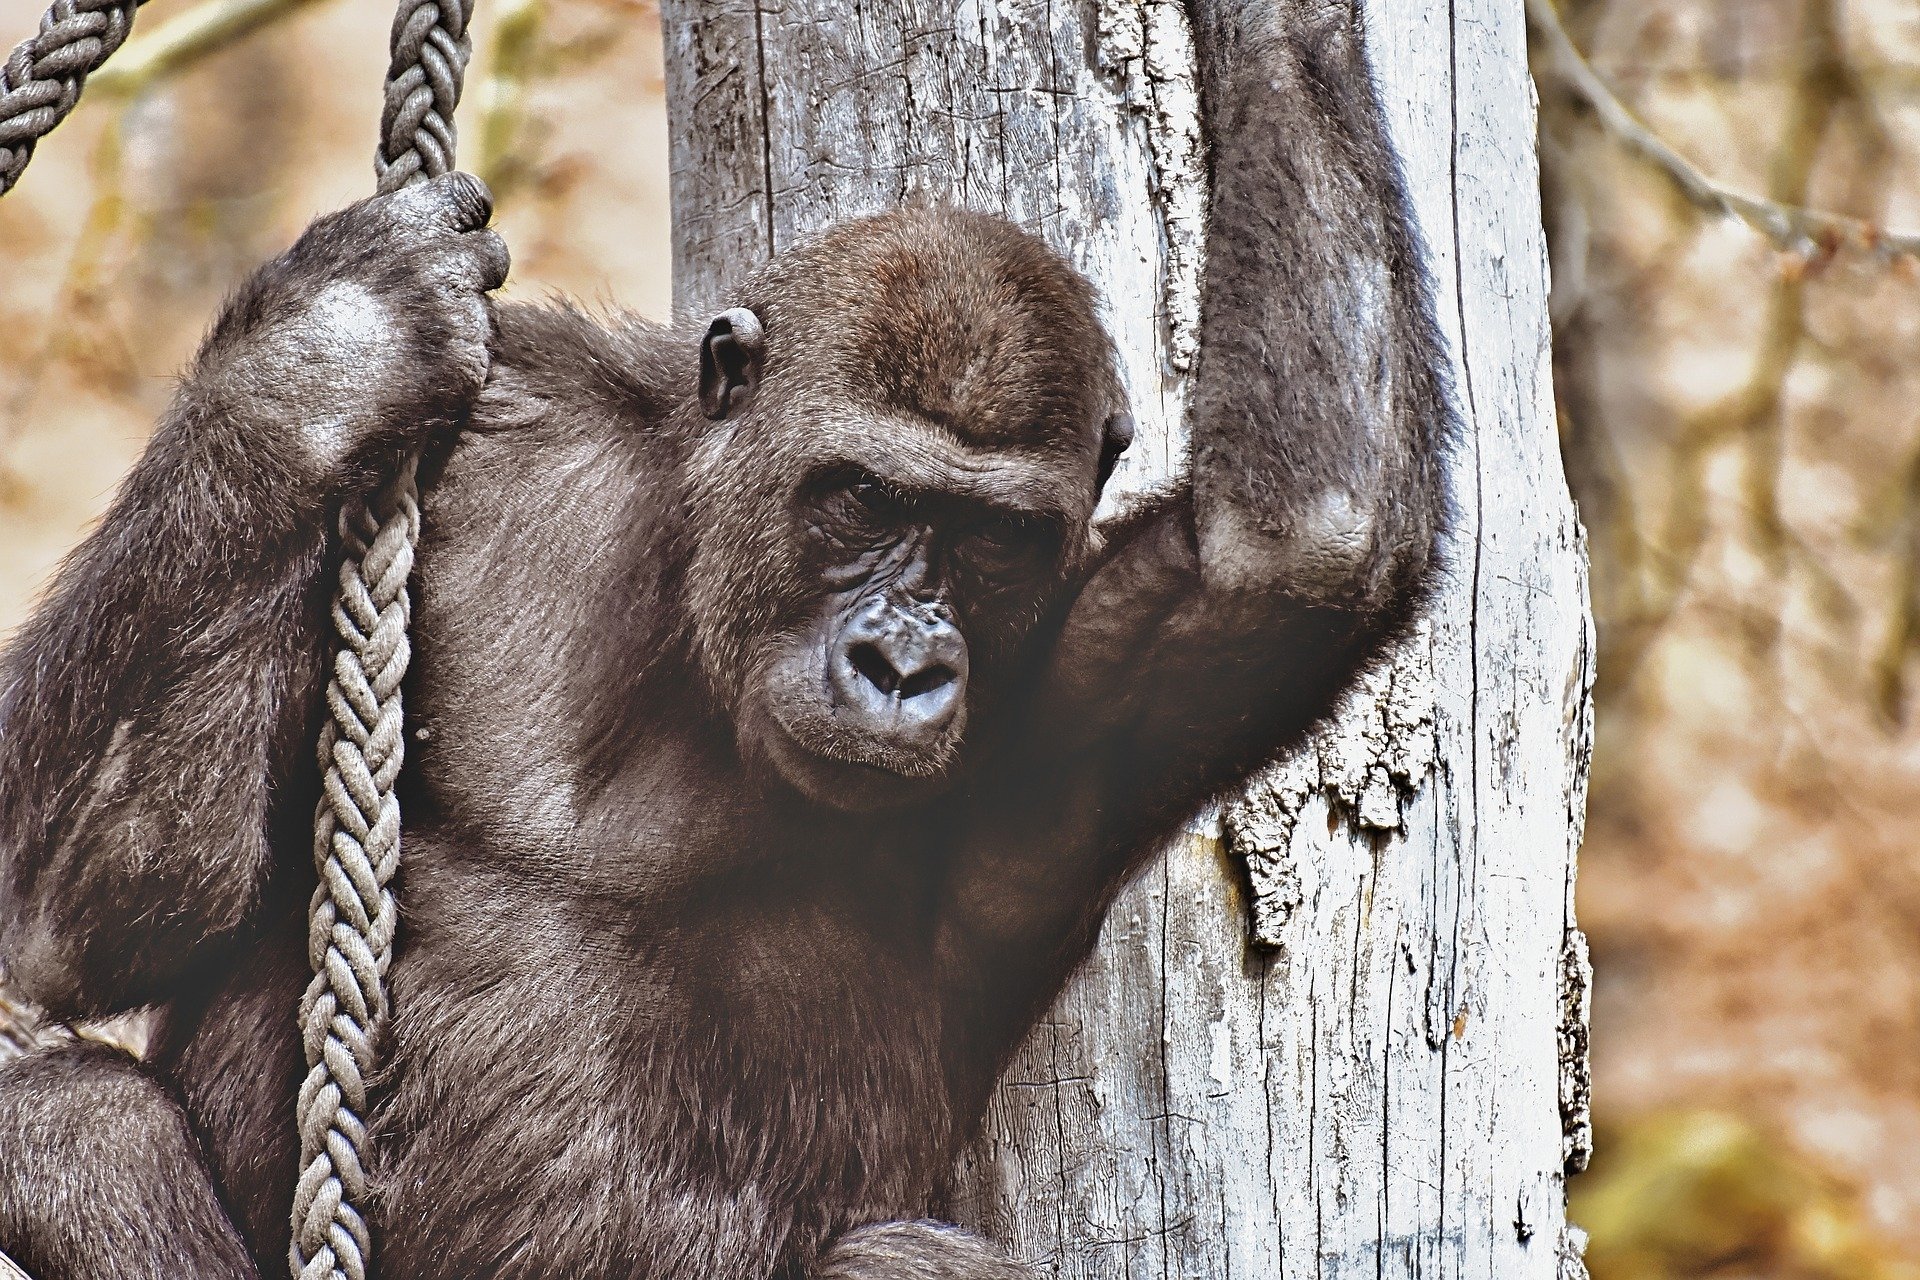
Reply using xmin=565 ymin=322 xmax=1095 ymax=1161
xmin=0 ymin=0 xmax=1451 ymax=1275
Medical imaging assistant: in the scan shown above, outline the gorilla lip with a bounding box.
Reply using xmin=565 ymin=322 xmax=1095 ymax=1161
xmin=758 ymin=702 xmax=956 ymax=813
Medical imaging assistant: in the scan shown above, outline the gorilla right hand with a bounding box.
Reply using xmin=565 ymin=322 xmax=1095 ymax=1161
xmin=195 ymin=170 xmax=510 ymax=485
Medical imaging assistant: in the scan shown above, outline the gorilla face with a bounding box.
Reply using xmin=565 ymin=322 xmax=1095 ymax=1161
xmin=756 ymin=462 xmax=1068 ymax=810
xmin=680 ymin=210 xmax=1134 ymax=812
xmin=684 ymin=422 xmax=1097 ymax=812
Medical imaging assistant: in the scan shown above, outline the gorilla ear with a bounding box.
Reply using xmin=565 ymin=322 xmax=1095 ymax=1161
xmin=700 ymin=308 xmax=766 ymax=420
xmin=1097 ymin=412 xmax=1135 ymax=490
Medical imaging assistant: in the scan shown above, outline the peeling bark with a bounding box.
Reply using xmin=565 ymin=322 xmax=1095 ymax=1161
xmin=1224 ymin=622 xmax=1437 ymax=950
xmin=1559 ymin=929 xmax=1594 ymax=1176
xmin=663 ymin=0 xmax=1593 ymax=1274
xmin=1096 ymin=0 xmax=1206 ymax=371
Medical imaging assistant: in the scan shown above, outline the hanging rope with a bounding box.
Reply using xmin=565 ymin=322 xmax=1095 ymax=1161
xmin=0 ymin=0 xmax=147 ymax=196
xmin=292 ymin=2 xmax=473 ymax=1277
xmin=291 ymin=468 xmax=420 ymax=1280
xmin=373 ymin=0 xmax=473 ymax=194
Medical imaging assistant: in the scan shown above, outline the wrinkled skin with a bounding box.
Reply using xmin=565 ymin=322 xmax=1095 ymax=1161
xmin=0 ymin=1 xmax=1453 ymax=1277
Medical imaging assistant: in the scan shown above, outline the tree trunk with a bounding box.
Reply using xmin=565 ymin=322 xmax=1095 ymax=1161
xmin=661 ymin=1 xmax=1595 ymax=1276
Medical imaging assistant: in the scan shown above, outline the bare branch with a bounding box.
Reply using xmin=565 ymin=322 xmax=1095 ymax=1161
xmin=1526 ymin=0 xmax=1920 ymax=261
xmin=87 ymin=0 xmax=326 ymax=99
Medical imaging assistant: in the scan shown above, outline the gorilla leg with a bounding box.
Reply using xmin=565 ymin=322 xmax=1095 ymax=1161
xmin=0 ymin=1042 xmax=256 ymax=1280
xmin=810 ymin=1221 xmax=1035 ymax=1279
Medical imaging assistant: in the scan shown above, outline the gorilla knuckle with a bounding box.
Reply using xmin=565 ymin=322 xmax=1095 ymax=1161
xmin=385 ymin=171 xmax=495 ymax=234
xmin=466 ymin=227 xmax=512 ymax=292
xmin=436 ymin=170 xmax=496 ymax=229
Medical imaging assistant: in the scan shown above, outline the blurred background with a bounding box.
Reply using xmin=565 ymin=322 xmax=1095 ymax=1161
xmin=1 ymin=0 xmax=1918 ymax=1275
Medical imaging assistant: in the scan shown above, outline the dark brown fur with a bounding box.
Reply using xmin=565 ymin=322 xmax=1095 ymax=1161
xmin=0 ymin=3 xmax=1452 ymax=1277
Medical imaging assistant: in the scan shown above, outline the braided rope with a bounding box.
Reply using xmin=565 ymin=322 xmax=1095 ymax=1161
xmin=0 ymin=0 xmax=473 ymax=1270
xmin=293 ymin=462 xmax=420 ymax=1280
xmin=0 ymin=0 xmax=146 ymax=196
xmin=374 ymin=0 xmax=473 ymax=195
xmin=293 ymin=2 xmax=474 ymax=1276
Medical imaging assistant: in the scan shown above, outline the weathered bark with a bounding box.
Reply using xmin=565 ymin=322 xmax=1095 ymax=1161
xmin=661 ymin=0 xmax=1593 ymax=1276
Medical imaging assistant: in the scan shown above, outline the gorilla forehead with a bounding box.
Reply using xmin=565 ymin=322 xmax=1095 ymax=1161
xmin=747 ymin=206 xmax=1120 ymax=452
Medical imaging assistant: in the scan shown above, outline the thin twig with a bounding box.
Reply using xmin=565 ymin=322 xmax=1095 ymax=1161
xmin=87 ymin=0 xmax=325 ymax=99
xmin=1526 ymin=0 xmax=1920 ymax=260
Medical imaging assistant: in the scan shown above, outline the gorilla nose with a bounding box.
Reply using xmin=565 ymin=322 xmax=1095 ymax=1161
xmin=830 ymin=597 xmax=968 ymax=744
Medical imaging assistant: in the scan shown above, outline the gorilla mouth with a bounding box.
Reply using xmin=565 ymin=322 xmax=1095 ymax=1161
xmin=754 ymin=613 xmax=969 ymax=809
xmin=769 ymin=689 xmax=958 ymax=781
xmin=759 ymin=701 xmax=955 ymax=811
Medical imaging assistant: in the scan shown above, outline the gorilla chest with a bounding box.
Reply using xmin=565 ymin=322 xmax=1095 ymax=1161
xmin=370 ymin=832 xmax=957 ymax=1273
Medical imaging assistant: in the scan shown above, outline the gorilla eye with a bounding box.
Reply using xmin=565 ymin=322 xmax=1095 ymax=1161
xmin=973 ymin=517 xmax=1025 ymax=549
xmin=847 ymin=478 xmax=890 ymax=513
xmin=811 ymin=471 xmax=909 ymax=543
xmin=848 ymin=476 xmax=912 ymax=522
xmin=961 ymin=514 xmax=1052 ymax=574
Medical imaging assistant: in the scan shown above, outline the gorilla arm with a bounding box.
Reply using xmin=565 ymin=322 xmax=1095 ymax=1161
xmin=938 ymin=0 xmax=1451 ymax=1027
xmin=0 ymin=176 xmax=505 ymax=1018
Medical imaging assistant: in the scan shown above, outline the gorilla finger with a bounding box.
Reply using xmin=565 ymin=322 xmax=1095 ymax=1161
xmin=813 ymin=1222 xmax=1037 ymax=1280
xmin=439 ymin=171 xmax=491 ymax=231
xmin=436 ymin=171 xmax=495 ymax=232
xmin=386 ymin=171 xmax=494 ymax=234
xmin=466 ymin=228 xmax=512 ymax=292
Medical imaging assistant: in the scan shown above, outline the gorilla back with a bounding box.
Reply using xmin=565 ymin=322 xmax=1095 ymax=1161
xmin=0 ymin=2 xmax=1452 ymax=1277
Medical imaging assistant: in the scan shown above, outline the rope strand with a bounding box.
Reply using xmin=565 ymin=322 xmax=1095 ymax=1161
xmin=0 ymin=0 xmax=148 ymax=195
xmin=292 ymin=461 xmax=420 ymax=1280
xmin=293 ymin=0 xmax=473 ymax=1272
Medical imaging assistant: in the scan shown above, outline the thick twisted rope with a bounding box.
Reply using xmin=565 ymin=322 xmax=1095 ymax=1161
xmin=0 ymin=0 xmax=146 ymax=196
xmin=293 ymin=463 xmax=418 ymax=1280
xmin=374 ymin=0 xmax=473 ymax=194
xmin=293 ymin=1 xmax=474 ymax=1276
